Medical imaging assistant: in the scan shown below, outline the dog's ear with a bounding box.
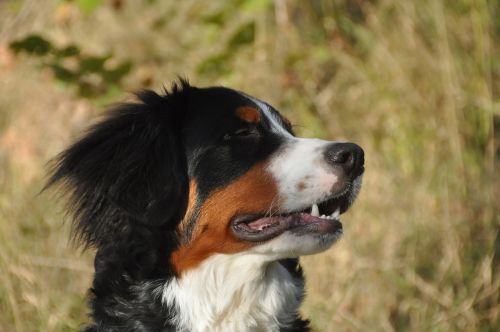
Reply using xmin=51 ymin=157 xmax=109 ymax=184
xmin=47 ymin=82 xmax=190 ymax=248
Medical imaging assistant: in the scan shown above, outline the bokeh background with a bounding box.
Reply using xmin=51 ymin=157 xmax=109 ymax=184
xmin=0 ymin=0 xmax=498 ymax=331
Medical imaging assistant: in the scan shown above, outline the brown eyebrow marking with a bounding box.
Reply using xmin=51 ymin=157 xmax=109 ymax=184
xmin=236 ymin=106 xmax=261 ymax=123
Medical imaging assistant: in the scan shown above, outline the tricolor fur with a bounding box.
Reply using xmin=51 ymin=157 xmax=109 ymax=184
xmin=47 ymin=80 xmax=364 ymax=331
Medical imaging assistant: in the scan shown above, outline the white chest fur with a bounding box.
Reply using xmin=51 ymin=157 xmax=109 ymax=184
xmin=162 ymin=254 xmax=303 ymax=332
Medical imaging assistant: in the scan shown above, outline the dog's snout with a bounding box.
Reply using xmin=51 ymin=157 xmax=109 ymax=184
xmin=325 ymin=143 xmax=364 ymax=178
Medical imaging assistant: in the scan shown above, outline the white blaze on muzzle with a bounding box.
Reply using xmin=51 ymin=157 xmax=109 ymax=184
xmin=267 ymin=137 xmax=343 ymax=212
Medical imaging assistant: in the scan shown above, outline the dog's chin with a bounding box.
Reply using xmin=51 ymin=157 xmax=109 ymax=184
xmin=247 ymin=229 xmax=342 ymax=259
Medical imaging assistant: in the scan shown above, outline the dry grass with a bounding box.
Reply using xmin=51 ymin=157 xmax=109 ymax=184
xmin=0 ymin=0 xmax=498 ymax=331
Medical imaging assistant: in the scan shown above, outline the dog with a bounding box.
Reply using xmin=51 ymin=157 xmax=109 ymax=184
xmin=48 ymin=79 xmax=364 ymax=331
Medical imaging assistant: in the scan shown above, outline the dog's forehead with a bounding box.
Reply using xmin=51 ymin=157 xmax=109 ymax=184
xmin=186 ymin=86 xmax=292 ymax=136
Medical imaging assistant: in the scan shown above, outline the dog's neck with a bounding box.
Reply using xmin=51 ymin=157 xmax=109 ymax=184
xmin=162 ymin=253 xmax=303 ymax=332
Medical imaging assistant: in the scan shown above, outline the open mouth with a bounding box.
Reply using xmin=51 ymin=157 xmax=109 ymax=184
xmin=231 ymin=192 xmax=351 ymax=242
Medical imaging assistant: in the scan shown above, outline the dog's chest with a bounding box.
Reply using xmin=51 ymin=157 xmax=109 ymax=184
xmin=162 ymin=254 xmax=303 ymax=332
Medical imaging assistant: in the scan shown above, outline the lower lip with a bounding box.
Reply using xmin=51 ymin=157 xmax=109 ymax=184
xmin=292 ymin=213 xmax=342 ymax=233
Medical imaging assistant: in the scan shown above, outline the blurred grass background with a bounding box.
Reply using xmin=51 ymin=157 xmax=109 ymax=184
xmin=0 ymin=0 xmax=498 ymax=331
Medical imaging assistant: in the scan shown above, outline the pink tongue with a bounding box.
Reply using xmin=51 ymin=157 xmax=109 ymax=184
xmin=247 ymin=217 xmax=277 ymax=231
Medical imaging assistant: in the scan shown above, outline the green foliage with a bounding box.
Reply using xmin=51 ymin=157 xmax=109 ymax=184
xmin=196 ymin=19 xmax=256 ymax=77
xmin=197 ymin=53 xmax=232 ymax=77
xmin=228 ymin=21 xmax=255 ymax=48
xmin=75 ymin=0 xmax=103 ymax=14
xmin=55 ymin=45 xmax=81 ymax=58
xmin=9 ymin=34 xmax=52 ymax=56
xmin=9 ymin=34 xmax=132 ymax=98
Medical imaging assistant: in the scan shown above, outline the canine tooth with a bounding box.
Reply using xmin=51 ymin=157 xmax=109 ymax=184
xmin=311 ymin=204 xmax=319 ymax=217
xmin=331 ymin=208 xmax=340 ymax=219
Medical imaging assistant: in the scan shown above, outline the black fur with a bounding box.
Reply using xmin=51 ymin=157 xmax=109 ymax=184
xmin=48 ymin=82 xmax=191 ymax=331
xmin=47 ymin=80 xmax=310 ymax=331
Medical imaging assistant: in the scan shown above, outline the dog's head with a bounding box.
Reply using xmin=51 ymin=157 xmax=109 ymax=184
xmin=49 ymin=80 xmax=364 ymax=277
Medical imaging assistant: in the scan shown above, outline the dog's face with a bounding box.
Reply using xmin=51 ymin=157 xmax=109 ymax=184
xmin=49 ymin=81 xmax=364 ymax=279
xmin=172 ymin=86 xmax=364 ymax=274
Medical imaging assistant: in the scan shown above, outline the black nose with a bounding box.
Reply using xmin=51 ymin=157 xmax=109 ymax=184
xmin=325 ymin=142 xmax=364 ymax=178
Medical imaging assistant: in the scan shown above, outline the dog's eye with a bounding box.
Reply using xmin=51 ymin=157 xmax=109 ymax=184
xmin=234 ymin=128 xmax=252 ymax=136
xmin=223 ymin=127 xmax=259 ymax=141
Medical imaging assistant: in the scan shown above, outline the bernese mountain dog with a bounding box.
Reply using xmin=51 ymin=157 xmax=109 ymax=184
xmin=47 ymin=79 xmax=364 ymax=331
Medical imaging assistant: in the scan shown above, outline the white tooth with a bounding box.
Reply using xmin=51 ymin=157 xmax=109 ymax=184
xmin=331 ymin=208 xmax=340 ymax=219
xmin=311 ymin=204 xmax=319 ymax=217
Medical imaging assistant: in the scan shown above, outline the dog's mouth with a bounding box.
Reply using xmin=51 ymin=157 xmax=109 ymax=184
xmin=231 ymin=191 xmax=352 ymax=242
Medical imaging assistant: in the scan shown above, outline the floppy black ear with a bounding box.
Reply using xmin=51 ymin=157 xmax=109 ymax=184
xmin=47 ymin=82 xmax=190 ymax=248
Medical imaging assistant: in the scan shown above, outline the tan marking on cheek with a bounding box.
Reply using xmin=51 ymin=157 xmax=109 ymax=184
xmin=176 ymin=180 xmax=198 ymax=236
xmin=171 ymin=163 xmax=278 ymax=275
xmin=235 ymin=106 xmax=261 ymax=123
xmin=297 ymin=182 xmax=306 ymax=191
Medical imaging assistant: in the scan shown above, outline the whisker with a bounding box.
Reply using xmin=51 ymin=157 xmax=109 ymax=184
xmin=265 ymin=197 xmax=280 ymax=218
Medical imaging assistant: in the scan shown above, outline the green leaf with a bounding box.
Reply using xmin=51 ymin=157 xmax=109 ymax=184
xmin=48 ymin=64 xmax=78 ymax=83
xmin=202 ymin=10 xmax=227 ymax=26
xmin=78 ymin=55 xmax=110 ymax=74
xmin=228 ymin=22 xmax=255 ymax=49
xmin=76 ymin=0 xmax=103 ymax=14
xmin=102 ymin=61 xmax=132 ymax=83
xmin=55 ymin=45 xmax=80 ymax=58
xmin=9 ymin=34 xmax=52 ymax=56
